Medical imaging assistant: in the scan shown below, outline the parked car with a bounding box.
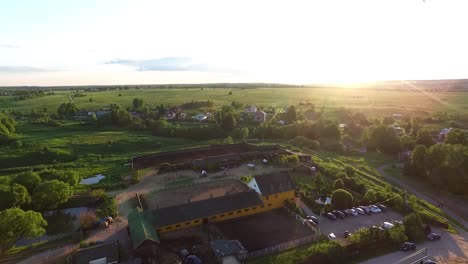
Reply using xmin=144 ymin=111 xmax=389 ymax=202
xmin=340 ymin=210 xmax=348 ymax=217
xmin=377 ymin=204 xmax=387 ymax=212
xmin=332 ymin=210 xmax=345 ymax=219
xmin=326 ymin=212 xmax=337 ymax=220
xmin=355 ymin=207 xmax=365 ymax=215
xmin=369 ymin=205 xmax=382 ymax=213
xmin=383 ymin=222 xmax=395 ymax=230
xmin=400 ymin=242 xmax=416 ymax=251
xmin=306 ymin=215 xmax=319 ymax=224
xmin=349 ymin=209 xmax=359 ymax=216
xmin=344 ymin=230 xmax=350 ymax=238
xmin=306 ymin=219 xmax=317 ymax=226
xmin=360 ymin=206 xmax=372 ymax=215
xmin=328 ymin=233 xmax=336 ymax=239
xmin=393 ymin=220 xmax=403 ymax=225
xmin=423 ymin=260 xmax=438 ymax=264
xmin=426 ymin=233 xmax=441 ymax=241
xmin=344 ymin=209 xmax=354 ymax=216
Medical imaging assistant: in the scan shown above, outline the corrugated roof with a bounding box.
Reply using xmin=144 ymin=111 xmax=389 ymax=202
xmin=144 ymin=190 xmax=263 ymax=228
xmin=254 ymin=172 xmax=295 ymax=196
xmin=128 ymin=209 xmax=159 ymax=249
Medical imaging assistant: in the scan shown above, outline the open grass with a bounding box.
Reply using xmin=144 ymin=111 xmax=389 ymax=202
xmin=2 ymin=87 xmax=468 ymax=119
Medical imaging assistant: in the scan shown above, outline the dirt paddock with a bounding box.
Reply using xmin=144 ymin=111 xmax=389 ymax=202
xmin=215 ymin=208 xmax=314 ymax=251
xmin=143 ymin=179 xmax=249 ymax=209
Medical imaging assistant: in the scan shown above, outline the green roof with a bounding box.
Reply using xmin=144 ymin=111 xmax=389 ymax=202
xmin=128 ymin=209 xmax=159 ymax=249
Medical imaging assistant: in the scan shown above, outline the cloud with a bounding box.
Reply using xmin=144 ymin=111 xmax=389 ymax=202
xmin=0 ymin=44 xmax=20 ymax=49
xmin=0 ymin=66 xmax=53 ymax=73
xmin=106 ymin=57 xmax=219 ymax=72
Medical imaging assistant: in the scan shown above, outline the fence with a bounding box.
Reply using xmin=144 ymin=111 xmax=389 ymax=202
xmin=238 ymin=235 xmax=316 ymax=261
xmin=284 ymin=206 xmax=320 ymax=235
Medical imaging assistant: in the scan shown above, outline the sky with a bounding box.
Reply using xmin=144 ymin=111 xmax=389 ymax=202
xmin=1 ymin=0 xmax=468 ymax=86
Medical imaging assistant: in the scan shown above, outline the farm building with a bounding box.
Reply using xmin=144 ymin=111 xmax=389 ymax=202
xmin=128 ymin=172 xmax=296 ymax=256
xmin=254 ymin=110 xmax=267 ymax=122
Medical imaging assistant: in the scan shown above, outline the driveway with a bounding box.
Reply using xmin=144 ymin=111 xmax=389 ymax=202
xmin=378 ymin=164 xmax=468 ymax=233
xmin=360 ymin=228 xmax=468 ymax=264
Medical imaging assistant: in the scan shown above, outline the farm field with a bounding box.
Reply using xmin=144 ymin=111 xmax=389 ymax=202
xmin=2 ymin=87 xmax=468 ymax=118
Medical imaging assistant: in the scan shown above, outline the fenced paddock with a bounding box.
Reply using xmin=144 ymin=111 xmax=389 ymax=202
xmin=215 ymin=208 xmax=315 ymax=252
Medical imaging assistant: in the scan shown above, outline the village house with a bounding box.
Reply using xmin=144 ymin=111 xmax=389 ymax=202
xmin=244 ymin=105 xmax=257 ymax=113
xmin=254 ymin=110 xmax=267 ymax=122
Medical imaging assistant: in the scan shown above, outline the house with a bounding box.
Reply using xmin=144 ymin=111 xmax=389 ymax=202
xmin=73 ymin=241 xmax=119 ymax=264
xmin=194 ymin=113 xmax=207 ymax=121
xmin=254 ymin=110 xmax=267 ymax=122
xmin=244 ymin=105 xmax=257 ymax=113
xmin=94 ymin=110 xmax=111 ymax=118
xmin=438 ymin=127 xmax=453 ymax=141
xmin=392 ymin=113 xmax=403 ymax=119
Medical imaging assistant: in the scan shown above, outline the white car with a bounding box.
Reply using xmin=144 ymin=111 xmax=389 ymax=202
xmin=328 ymin=233 xmax=336 ymax=239
xmin=383 ymin=222 xmax=395 ymax=230
xmin=370 ymin=205 xmax=382 ymax=213
xmin=349 ymin=209 xmax=359 ymax=216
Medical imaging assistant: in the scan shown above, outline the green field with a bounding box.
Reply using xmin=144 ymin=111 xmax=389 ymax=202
xmin=2 ymin=87 xmax=468 ymax=118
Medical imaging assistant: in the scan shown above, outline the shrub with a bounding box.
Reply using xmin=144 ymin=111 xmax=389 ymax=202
xmin=79 ymin=241 xmax=89 ymax=248
xmin=96 ymin=196 xmax=118 ymax=218
xmin=79 ymin=211 xmax=98 ymax=231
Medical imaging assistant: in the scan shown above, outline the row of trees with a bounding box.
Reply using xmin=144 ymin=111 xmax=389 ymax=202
xmin=0 ymin=113 xmax=16 ymax=145
xmin=405 ymin=142 xmax=468 ymax=194
xmin=0 ymin=170 xmax=78 ymax=211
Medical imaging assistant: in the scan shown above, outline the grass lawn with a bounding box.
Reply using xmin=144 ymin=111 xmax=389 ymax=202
xmin=0 ymin=122 xmax=217 ymax=185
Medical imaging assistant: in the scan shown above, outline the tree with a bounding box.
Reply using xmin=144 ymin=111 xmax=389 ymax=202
xmin=410 ymin=145 xmax=428 ymax=178
xmin=286 ymin=105 xmax=297 ymax=123
xmin=331 ymin=189 xmax=353 ymax=210
xmin=0 ymin=208 xmax=47 ymax=253
xmin=388 ymin=224 xmax=408 ymax=244
xmin=11 ymin=184 xmax=31 ymax=207
xmin=13 ymin=172 xmax=41 ymax=193
xmin=132 ymin=98 xmax=144 ymax=109
xmin=240 ymin=127 xmax=249 ymax=139
xmin=333 ymin=179 xmax=344 ymax=190
xmin=366 ymin=125 xmax=402 ymax=154
xmin=403 ymin=213 xmax=425 ymax=241
xmin=220 ymin=112 xmax=237 ymax=132
xmin=224 ymin=136 xmax=234 ymax=144
xmin=416 ymin=128 xmax=435 ymax=148
xmin=57 ymin=102 xmax=79 ymax=117
xmin=0 ymin=114 xmax=16 ymax=145
xmin=445 ymin=129 xmax=467 ymax=146
xmin=314 ymin=173 xmax=323 ymax=191
xmin=39 ymin=170 xmax=81 ymax=186
xmin=383 ymin=116 xmax=394 ymax=125
xmin=345 ymin=166 xmax=355 ymax=177
xmin=32 ymin=180 xmax=73 ymax=211
xmin=363 ymin=189 xmax=377 ymax=203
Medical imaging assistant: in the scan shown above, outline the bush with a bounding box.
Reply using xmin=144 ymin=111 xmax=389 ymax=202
xmin=96 ymin=196 xmax=118 ymax=218
xmin=79 ymin=211 xmax=98 ymax=231
xmin=79 ymin=241 xmax=89 ymax=248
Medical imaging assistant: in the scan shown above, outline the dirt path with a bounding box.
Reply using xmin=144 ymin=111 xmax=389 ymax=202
xmin=377 ymin=164 xmax=467 ymax=233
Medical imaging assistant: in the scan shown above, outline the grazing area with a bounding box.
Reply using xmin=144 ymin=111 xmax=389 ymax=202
xmin=215 ymin=208 xmax=314 ymax=251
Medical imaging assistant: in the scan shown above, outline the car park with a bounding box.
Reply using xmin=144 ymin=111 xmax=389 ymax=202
xmin=426 ymin=233 xmax=441 ymax=241
xmin=326 ymin=212 xmax=337 ymax=220
xmin=306 ymin=215 xmax=319 ymax=224
xmin=400 ymin=242 xmax=416 ymax=251
xmin=360 ymin=206 xmax=372 ymax=215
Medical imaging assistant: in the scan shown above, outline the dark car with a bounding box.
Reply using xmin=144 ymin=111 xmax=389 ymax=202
xmin=400 ymin=242 xmax=416 ymax=251
xmin=359 ymin=206 xmax=372 ymax=215
xmin=326 ymin=212 xmax=337 ymax=220
xmin=332 ymin=210 xmax=345 ymax=219
xmin=306 ymin=215 xmax=319 ymax=224
xmin=344 ymin=209 xmax=353 ymax=216
xmin=344 ymin=230 xmax=350 ymax=238
xmin=340 ymin=210 xmax=348 ymax=217
xmin=427 ymin=233 xmax=441 ymax=241
xmin=423 ymin=260 xmax=438 ymax=264
xmin=306 ymin=219 xmax=317 ymax=226
xmin=377 ymin=204 xmax=387 ymax=212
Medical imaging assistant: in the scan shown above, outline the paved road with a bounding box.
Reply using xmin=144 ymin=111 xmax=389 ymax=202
xmin=360 ymin=228 xmax=468 ymax=264
xmin=377 ymin=164 xmax=468 ymax=233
